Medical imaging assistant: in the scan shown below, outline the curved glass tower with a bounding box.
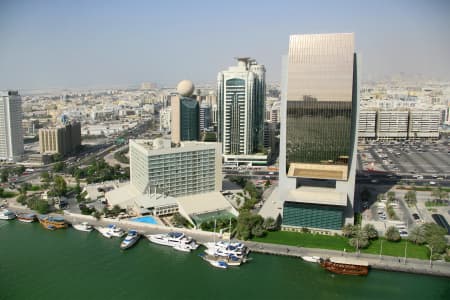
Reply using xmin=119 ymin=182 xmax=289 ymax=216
xmin=280 ymin=33 xmax=359 ymax=232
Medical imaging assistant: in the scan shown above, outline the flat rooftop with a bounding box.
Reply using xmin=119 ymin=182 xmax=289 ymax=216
xmin=286 ymin=187 xmax=347 ymax=207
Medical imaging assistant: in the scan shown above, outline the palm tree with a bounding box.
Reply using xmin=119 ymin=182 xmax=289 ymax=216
xmin=408 ymin=226 xmax=426 ymax=245
xmin=431 ymin=187 xmax=448 ymax=204
xmin=363 ymin=223 xmax=378 ymax=240
xmin=349 ymin=229 xmax=369 ymax=249
xmin=342 ymin=224 xmax=356 ymax=237
xmin=385 ymin=226 xmax=401 ymax=242
xmin=404 ymin=190 xmax=417 ymax=206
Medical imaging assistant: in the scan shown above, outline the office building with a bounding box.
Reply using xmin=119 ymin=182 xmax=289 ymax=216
xmin=0 ymin=91 xmax=24 ymax=162
xmin=279 ymin=33 xmax=359 ymax=232
xmin=199 ymin=101 xmax=212 ymax=132
xmin=39 ymin=119 xmax=81 ymax=156
xmin=130 ymin=138 xmax=221 ymax=197
xmin=217 ymin=58 xmax=266 ymax=157
xmin=171 ymin=80 xmax=200 ymax=144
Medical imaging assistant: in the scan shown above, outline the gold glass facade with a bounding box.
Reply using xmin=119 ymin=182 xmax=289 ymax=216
xmin=286 ymin=33 xmax=356 ymax=180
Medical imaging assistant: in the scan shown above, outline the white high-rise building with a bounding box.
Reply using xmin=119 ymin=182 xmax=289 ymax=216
xmin=217 ymin=58 xmax=266 ymax=156
xmin=0 ymin=91 xmax=24 ymax=162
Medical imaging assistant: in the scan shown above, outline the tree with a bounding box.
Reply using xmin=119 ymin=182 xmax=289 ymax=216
xmin=387 ymin=191 xmax=396 ymax=202
xmin=408 ymin=226 xmax=426 ymax=245
xmin=404 ymin=190 xmax=417 ymax=206
xmin=53 ymin=161 xmax=65 ymax=173
xmin=52 ymin=175 xmax=67 ymax=196
xmin=263 ymin=217 xmax=278 ymax=231
xmin=431 ymin=187 xmax=448 ymax=203
xmin=427 ymin=234 xmax=447 ymax=254
xmin=385 ymin=226 xmax=401 ymax=242
xmin=1 ymin=169 xmax=9 ymax=183
xmin=349 ymin=229 xmax=370 ymax=249
xmin=15 ymin=165 xmax=26 ymax=175
xmin=342 ymin=224 xmax=356 ymax=237
xmin=235 ymin=210 xmax=265 ymax=240
xmin=363 ymin=223 xmax=378 ymax=240
xmin=40 ymin=171 xmax=51 ymax=182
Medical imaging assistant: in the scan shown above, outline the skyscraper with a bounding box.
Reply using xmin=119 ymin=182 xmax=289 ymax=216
xmin=171 ymin=80 xmax=200 ymax=145
xmin=0 ymin=91 xmax=24 ymax=162
xmin=217 ymin=58 xmax=266 ymax=157
xmin=279 ymin=33 xmax=359 ymax=232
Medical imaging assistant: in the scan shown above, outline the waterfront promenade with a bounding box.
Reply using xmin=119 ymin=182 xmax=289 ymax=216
xmin=7 ymin=204 xmax=450 ymax=278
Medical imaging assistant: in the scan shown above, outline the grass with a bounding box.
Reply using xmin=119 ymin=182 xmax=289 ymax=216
xmin=0 ymin=191 xmax=18 ymax=198
xmin=253 ymin=231 xmax=354 ymax=252
xmin=425 ymin=200 xmax=448 ymax=207
xmin=253 ymin=231 xmax=430 ymax=260
xmin=362 ymin=239 xmax=429 ymax=260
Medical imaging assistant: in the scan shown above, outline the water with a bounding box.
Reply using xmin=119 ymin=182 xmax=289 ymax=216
xmin=131 ymin=216 xmax=158 ymax=224
xmin=1 ymin=220 xmax=449 ymax=300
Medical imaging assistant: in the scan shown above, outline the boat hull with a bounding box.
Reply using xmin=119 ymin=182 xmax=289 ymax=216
xmin=38 ymin=216 xmax=67 ymax=230
xmin=320 ymin=260 xmax=369 ymax=276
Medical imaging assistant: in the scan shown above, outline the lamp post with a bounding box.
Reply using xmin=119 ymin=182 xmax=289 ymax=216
xmin=403 ymin=239 xmax=407 ymax=264
xmin=429 ymin=246 xmax=433 ymax=268
xmin=379 ymin=239 xmax=383 ymax=261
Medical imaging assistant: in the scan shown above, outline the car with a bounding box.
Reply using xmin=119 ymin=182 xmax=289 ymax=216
xmin=412 ymin=213 xmax=420 ymax=220
xmin=399 ymin=231 xmax=408 ymax=237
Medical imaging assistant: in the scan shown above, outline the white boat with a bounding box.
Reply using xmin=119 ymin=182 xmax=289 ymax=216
xmin=107 ymin=224 xmax=126 ymax=237
xmin=209 ymin=260 xmax=228 ymax=269
xmin=95 ymin=226 xmax=112 ymax=238
xmin=0 ymin=209 xmax=16 ymax=220
xmin=199 ymin=253 xmax=228 ymax=269
xmin=120 ymin=230 xmax=140 ymax=250
xmin=147 ymin=232 xmax=198 ymax=250
xmin=205 ymin=241 xmax=248 ymax=258
xmin=173 ymin=243 xmax=192 ymax=252
xmin=302 ymin=256 xmax=321 ymax=263
xmin=16 ymin=213 xmax=36 ymax=223
xmin=73 ymin=222 xmax=93 ymax=232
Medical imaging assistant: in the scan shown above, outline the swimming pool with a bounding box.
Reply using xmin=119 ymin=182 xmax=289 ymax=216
xmin=131 ymin=216 xmax=158 ymax=225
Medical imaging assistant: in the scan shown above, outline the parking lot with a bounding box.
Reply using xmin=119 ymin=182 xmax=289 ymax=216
xmin=358 ymin=139 xmax=450 ymax=177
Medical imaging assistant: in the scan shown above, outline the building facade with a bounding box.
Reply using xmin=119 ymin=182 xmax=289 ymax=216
xmin=358 ymin=109 xmax=440 ymax=140
xmin=39 ymin=121 xmax=81 ymax=156
xmin=130 ymin=139 xmax=222 ymax=198
xmin=199 ymin=101 xmax=211 ymax=132
xmin=171 ymin=96 xmax=200 ymax=144
xmin=217 ymin=58 xmax=266 ymax=156
xmin=279 ymin=33 xmax=359 ymax=232
xmin=0 ymin=91 xmax=24 ymax=162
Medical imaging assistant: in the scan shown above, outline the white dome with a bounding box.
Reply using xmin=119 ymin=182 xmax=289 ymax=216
xmin=177 ymin=80 xmax=195 ymax=97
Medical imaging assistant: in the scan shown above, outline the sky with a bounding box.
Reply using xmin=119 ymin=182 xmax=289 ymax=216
xmin=0 ymin=0 xmax=449 ymax=90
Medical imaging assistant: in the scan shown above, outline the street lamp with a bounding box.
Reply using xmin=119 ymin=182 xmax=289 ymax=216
xmin=379 ymin=239 xmax=383 ymax=261
xmin=429 ymin=246 xmax=433 ymax=268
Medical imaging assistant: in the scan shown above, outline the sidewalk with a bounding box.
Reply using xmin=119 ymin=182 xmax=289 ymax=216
xmin=245 ymin=241 xmax=450 ymax=278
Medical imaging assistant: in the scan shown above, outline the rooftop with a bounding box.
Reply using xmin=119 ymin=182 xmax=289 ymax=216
xmin=287 ymin=187 xmax=347 ymax=207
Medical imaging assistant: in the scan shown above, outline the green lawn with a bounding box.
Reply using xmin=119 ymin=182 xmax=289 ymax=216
xmin=253 ymin=231 xmax=354 ymax=252
xmin=362 ymin=239 xmax=429 ymax=260
xmin=0 ymin=191 xmax=18 ymax=198
xmin=253 ymin=231 xmax=430 ymax=260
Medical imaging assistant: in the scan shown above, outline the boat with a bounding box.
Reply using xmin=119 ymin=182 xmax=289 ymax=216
xmin=120 ymin=230 xmax=140 ymax=250
xmin=199 ymin=253 xmax=228 ymax=269
xmin=146 ymin=232 xmax=198 ymax=250
xmin=16 ymin=213 xmax=36 ymax=223
xmin=0 ymin=209 xmax=16 ymax=220
xmin=173 ymin=243 xmax=192 ymax=252
xmin=320 ymin=257 xmax=369 ymax=276
xmin=95 ymin=226 xmax=112 ymax=238
xmin=205 ymin=241 xmax=248 ymax=258
xmin=38 ymin=215 xmax=67 ymax=230
xmin=73 ymin=222 xmax=93 ymax=232
xmin=302 ymin=256 xmax=321 ymax=263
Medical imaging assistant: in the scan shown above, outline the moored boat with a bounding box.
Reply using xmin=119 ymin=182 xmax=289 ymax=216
xmin=120 ymin=230 xmax=140 ymax=250
xmin=73 ymin=222 xmax=93 ymax=232
xmin=147 ymin=232 xmax=198 ymax=250
xmin=302 ymin=256 xmax=321 ymax=263
xmin=0 ymin=209 xmax=16 ymax=220
xmin=320 ymin=257 xmax=369 ymax=276
xmin=199 ymin=253 xmax=228 ymax=269
xmin=95 ymin=226 xmax=112 ymax=238
xmin=17 ymin=213 xmax=37 ymax=223
xmin=38 ymin=215 xmax=67 ymax=230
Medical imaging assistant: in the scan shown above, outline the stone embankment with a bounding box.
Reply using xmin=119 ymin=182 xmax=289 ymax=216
xmin=7 ymin=204 xmax=450 ymax=278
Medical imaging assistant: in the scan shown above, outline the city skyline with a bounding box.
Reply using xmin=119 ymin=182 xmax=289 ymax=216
xmin=1 ymin=0 xmax=450 ymax=90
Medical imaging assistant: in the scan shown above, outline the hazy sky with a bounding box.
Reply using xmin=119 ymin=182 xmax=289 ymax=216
xmin=1 ymin=0 xmax=449 ymax=90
